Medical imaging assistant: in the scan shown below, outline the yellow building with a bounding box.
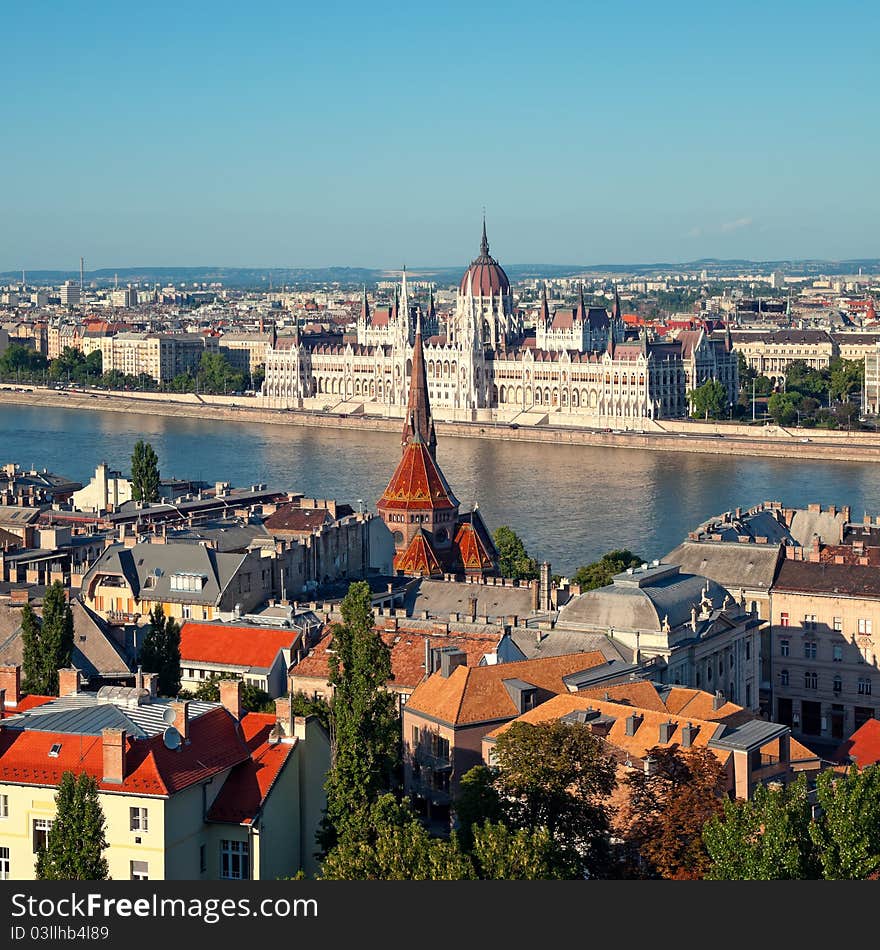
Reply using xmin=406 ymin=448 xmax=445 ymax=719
xmin=0 ymin=666 xmax=329 ymax=880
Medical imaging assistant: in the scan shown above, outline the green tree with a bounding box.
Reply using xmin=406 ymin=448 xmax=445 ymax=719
xmin=829 ymin=358 xmax=863 ymax=402
xmin=21 ymin=582 xmax=74 ymax=696
xmin=492 ymin=525 xmax=539 ymax=581
xmin=454 ymin=765 xmax=503 ymax=851
xmin=0 ymin=342 xmax=48 ymax=377
xmin=491 ymin=719 xmax=617 ymax=877
xmin=767 ymin=391 xmax=801 ymax=426
xmin=688 ymin=378 xmax=727 ymax=419
xmin=138 ymin=605 xmax=181 ymax=696
xmin=785 ymin=360 xmax=829 ymax=400
xmin=320 ymin=795 xmax=473 ymax=880
xmin=130 ymin=439 xmax=160 ymax=502
xmin=35 ymin=771 xmax=109 ymax=880
xmin=703 ymin=775 xmax=820 ymax=879
xmin=321 ymin=581 xmax=400 ymax=851
xmin=471 ymin=821 xmax=571 ymax=879
xmin=810 ymin=765 xmax=880 ymax=879
xmin=189 ymin=673 xmax=274 ymax=713
xmin=571 ymin=549 xmax=643 ymax=592
xmin=197 ymin=351 xmax=247 ymax=394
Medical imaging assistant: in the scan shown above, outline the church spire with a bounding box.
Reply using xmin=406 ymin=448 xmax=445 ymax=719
xmin=402 ymin=306 xmax=437 ymax=458
xmin=361 ymin=284 xmax=370 ymax=324
xmin=540 ymin=284 xmax=551 ymax=325
xmin=575 ymin=282 xmax=586 ymax=322
xmin=611 ymin=284 xmax=622 ymax=322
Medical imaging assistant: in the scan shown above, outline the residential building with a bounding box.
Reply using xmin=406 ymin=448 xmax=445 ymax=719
xmin=99 ymin=333 xmax=219 ymax=382
xmin=72 ymin=462 xmax=133 ymax=514
xmin=59 ymin=281 xmax=80 ymax=307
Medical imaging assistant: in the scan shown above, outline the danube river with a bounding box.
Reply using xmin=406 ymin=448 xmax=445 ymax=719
xmin=2 ymin=404 xmax=878 ymax=574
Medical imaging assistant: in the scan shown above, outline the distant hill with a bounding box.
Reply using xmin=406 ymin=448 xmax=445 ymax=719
xmin=3 ymin=258 xmax=878 ymax=289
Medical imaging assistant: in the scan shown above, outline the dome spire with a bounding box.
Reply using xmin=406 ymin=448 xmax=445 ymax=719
xmin=480 ymin=212 xmax=489 ymax=259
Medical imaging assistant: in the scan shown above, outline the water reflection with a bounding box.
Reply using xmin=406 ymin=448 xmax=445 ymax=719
xmin=2 ymin=405 xmax=878 ymax=573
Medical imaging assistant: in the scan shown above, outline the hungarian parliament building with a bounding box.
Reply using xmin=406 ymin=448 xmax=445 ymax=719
xmin=261 ymin=223 xmax=738 ymax=424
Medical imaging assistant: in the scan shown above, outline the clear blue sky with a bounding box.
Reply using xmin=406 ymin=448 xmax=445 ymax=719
xmin=3 ymin=1 xmax=877 ymax=270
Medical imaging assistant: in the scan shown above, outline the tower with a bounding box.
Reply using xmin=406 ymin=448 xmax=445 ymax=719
xmin=401 ymin=310 xmax=437 ymax=458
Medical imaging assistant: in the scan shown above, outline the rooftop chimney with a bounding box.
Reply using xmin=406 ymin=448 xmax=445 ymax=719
xmin=57 ymin=667 xmax=81 ymax=697
xmin=625 ymin=713 xmax=643 ymax=736
xmin=170 ymin=700 xmax=190 ymax=742
xmin=219 ymin=679 xmax=243 ymax=721
xmin=440 ymin=648 xmax=467 ymax=678
xmin=681 ymin=722 xmax=698 ymax=749
xmin=274 ymin=695 xmax=293 ymax=739
xmin=712 ymin=690 xmax=725 ymax=711
xmin=0 ymin=666 xmax=21 ymax=708
xmin=102 ymin=727 xmax=126 ymax=783
xmin=658 ymin=720 xmax=676 ymax=743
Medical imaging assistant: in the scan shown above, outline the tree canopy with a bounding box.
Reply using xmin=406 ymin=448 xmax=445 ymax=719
xmin=130 ymin=439 xmax=160 ymax=503
xmin=21 ymin=581 xmax=74 ymax=696
xmin=571 ymin=549 xmax=643 ymax=592
xmin=138 ymin=605 xmax=181 ymax=696
xmin=35 ymin=771 xmax=109 ymax=880
xmin=492 ymin=526 xmax=539 ymax=581
xmin=688 ymin=378 xmax=727 ymax=419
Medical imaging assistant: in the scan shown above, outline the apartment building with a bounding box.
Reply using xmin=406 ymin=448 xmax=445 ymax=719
xmin=99 ymin=333 xmax=219 ymax=382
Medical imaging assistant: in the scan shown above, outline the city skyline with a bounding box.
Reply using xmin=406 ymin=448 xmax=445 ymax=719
xmin=3 ymin=1 xmax=878 ymax=270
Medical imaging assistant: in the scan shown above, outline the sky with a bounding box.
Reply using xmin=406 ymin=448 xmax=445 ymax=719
xmin=2 ymin=1 xmax=878 ymax=270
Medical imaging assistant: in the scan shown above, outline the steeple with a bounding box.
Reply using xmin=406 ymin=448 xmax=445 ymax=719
xmin=611 ymin=285 xmax=622 ymax=322
xmin=479 ymin=214 xmax=490 ymax=260
xmin=540 ymin=284 xmax=551 ymax=325
xmin=402 ymin=308 xmax=437 ymax=458
xmin=575 ymin=282 xmax=586 ymax=322
xmin=391 ymin=285 xmax=399 ymax=323
xmin=361 ymin=285 xmax=370 ymax=324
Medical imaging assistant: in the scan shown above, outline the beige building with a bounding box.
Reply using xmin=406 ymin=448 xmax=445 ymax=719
xmin=0 ymin=667 xmax=329 ymax=880
xmin=730 ymin=329 xmax=834 ymax=385
xmin=72 ymin=462 xmax=132 ymax=514
xmin=100 ymin=333 xmax=219 ymax=382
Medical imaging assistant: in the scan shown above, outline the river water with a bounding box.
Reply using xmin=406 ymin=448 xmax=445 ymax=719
xmin=1 ymin=404 xmax=877 ymax=574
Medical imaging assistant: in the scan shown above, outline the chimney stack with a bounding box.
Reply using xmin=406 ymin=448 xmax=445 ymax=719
xmin=219 ymin=679 xmax=243 ymax=721
xmin=102 ymin=727 xmax=126 ymax=783
xmin=274 ymin=695 xmax=293 ymax=738
xmin=170 ymin=700 xmax=190 ymax=741
xmin=681 ymin=722 xmax=698 ymax=748
xmin=0 ymin=666 xmax=21 ymax=708
xmin=712 ymin=690 xmax=725 ymax=711
xmin=57 ymin=668 xmax=81 ymax=697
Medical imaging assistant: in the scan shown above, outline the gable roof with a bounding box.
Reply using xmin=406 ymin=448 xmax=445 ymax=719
xmin=179 ymin=621 xmax=298 ymax=671
xmin=394 ymin=530 xmax=444 ymax=577
xmin=405 ymin=651 xmax=608 ymax=726
xmin=834 ymin=718 xmax=880 ymax=767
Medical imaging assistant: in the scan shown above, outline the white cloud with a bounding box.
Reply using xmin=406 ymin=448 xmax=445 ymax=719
xmin=720 ymin=217 xmax=753 ymax=234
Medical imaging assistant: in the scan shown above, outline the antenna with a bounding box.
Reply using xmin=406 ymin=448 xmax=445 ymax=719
xmin=162 ymin=726 xmax=181 ymax=750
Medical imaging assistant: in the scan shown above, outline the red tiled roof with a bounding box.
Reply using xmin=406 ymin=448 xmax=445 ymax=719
xmin=834 ymin=718 xmax=880 ymax=767
xmin=550 ymin=310 xmax=575 ymax=330
xmin=180 ymin=622 xmax=297 ymax=670
xmin=0 ymin=694 xmax=54 ymax=718
xmin=264 ymin=504 xmax=332 ymax=534
xmin=0 ymin=706 xmax=249 ymax=796
xmin=455 ymin=521 xmax=495 ymax=573
xmin=394 ymin=530 xmax=443 ymax=577
xmin=377 ymin=440 xmax=459 ymax=511
xmin=206 ymin=712 xmax=294 ymax=824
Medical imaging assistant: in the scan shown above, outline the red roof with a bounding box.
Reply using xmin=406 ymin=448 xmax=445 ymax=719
xmin=377 ymin=440 xmax=459 ymax=511
xmin=180 ymin=622 xmax=297 ymax=671
xmin=834 ymin=718 xmax=880 ymax=767
xmin=263 ymin=504 xmax=332 ymax=534
xmin=455 ymin=521 xmax=495 ymax=573
xmin=0 ymin=694 xmax=53 ymax=718
xmin=394 ymin=530 xmax=443 ymax=577
xmin=0 ymin=706 xmax=249 ymax=796
xmin=205 ymin=712 xmax=294 ymax=824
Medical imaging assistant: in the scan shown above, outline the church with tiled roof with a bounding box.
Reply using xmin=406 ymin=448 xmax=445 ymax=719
xmin=377 ymin=312 xmax=498 ymax=579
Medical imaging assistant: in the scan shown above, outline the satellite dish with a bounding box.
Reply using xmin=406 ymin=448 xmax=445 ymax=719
xmin=162 ymin=726 xmax=181 ymax=750
xmin=162 ymin=706 xmax=177 ymax=725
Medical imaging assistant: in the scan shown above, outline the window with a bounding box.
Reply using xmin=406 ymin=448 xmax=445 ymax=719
xmin=199 ymin=844 xmax=206 ymax=874
xmin=833 ymin=675 xmax=842 ymax=693
xmin=859 ymin=678 xmax=873 ymax=696
xmin=780 ymin=639 xmax=790 ymax=657
xmin=130 ymin=860 xmax=149 ymax=881
xmin=833 ymin=617 xmax=843 ymax=632
xmin=804 ymin=614 xmax=818 ymax=631
xmin=220 ymin=839 xmax=250 ymax=880
xmin=0 ymin=794 xmax=7 ymax=818
xmin=804 ymin=671 xmax=818 ymax=690
xmin=411 ymin=725 xmax=420 ymax=748
xmin=745 ymin=640 xmax=751 ymax=661
xmin=780 ymin=612 xmax=790 ymax=628
xmin=33 ymin=818 xmax=53 ymax=853
xmin=859 ymin=618 xmax=873 ymax=635
xmin=745 ymin=684 xmax=752 ymax=708
xmin=130 ymin=807 xmax=148 ymax=832
xmin=0 ymin=846 xmax=8 ymax=880
xmin=804 ymin=641 xmax=817 ymax=660
xmin=780 ymin=669 xmax=789 ymax=687
xmin=833 ymin=645 xmax=843 ymax=662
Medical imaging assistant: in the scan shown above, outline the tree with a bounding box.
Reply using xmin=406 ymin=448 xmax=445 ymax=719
xmin=491 ymin=719 xmax=617 ymax=877
xmin=829 ymin=358 xmax=863 ymax=403
xmin=785 ymin=360 xmax=829 ymax=400
xmin=571 ymin=549 xmax=643 ymax=592
xmin=703 ymin=775 xmax=820 ymax=879
xmin=810 ymin=765 xmax=880 ymax=879
xmin=471 ymin=821 xmax=571 ymax=879
xmin=321 ymin=581 xmax=400 ymax=851
xmin=623 ymin=746 xmax=726 ymax=879
xmin=138 ymin=605 xmax=181 ymax=696
xmin=320 ymin=795 xmax=473 ymax=880
xmin=688 ymin=378 xmax=727 ymax=419
xmin=454 ymin=765 xmax=503 ymax=851
xmin=0 ymin=342 xmax=47 ymax=378
xmin=767 ymin=391 xmax=801 ymax=426
xmin=21 ymin=582 xmax=74 ymax=696
xmin=189 ymin=673 xmax=274 ymax=713
xmin=492 ymin=525 xmax=539 ymax=581
xmin=35 ymin=771 xmax=109 ymax=880
xmin=130 ymin=439 xmax=160 ymax=503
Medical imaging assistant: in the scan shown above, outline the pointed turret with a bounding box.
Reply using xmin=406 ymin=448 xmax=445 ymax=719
xmin=611 ymin=285 xmax=622 ymax=322
xmin=480 ymin=214 xmax=490 ymax=260
xmin=361 ymin=284 xmax=370 ymax=324
xmin=391 ymin=286 xmax=399 ymax=323
xmin=540 ymin=284 xmax=551 ymax=326
xmin=575 ymin=282 xmax=586 ymax=322
xmin=402 ymin=308 xmax=437 ymax=458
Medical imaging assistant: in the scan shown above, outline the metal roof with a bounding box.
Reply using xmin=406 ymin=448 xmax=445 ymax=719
xmin=709 ymin=719 xmax=790 ymax=752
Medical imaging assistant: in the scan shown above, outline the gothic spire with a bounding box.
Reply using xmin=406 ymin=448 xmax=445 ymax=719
xmin=575 ymin=282 xmax=586 ymax=322
xmin=361 ymin=284 xmax=370 ymax=324
xmin=402 ymin=306 xmax=437 ymax=458
xmin=479 ymin=214 xmax=490 ymax=261
xmin=611 ymin=284 xmax=622 ymax=322
xmin=540 ymin=284 xmax=550 ymax=325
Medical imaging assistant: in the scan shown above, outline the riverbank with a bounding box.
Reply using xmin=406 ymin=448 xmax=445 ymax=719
xmin=1 ymin=384 xmax=879 ymax=462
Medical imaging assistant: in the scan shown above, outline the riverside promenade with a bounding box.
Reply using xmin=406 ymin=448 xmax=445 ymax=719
xmin=1 ymin=384 xmax=878 ymax=463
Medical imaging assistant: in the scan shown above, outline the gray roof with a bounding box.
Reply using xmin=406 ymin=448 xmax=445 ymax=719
xmin=84 ymin=541 xmax=247 ymax=606
xmin=708 ymin=719 xmax=790 ymax=752
xmin=557 ymin=564 xmax=729 ymax=633
xmin=3 ymin=692 xmax=217 ymax=738
xmin=402 ymin=578 xmax=538 ymax=622
xmin=166 ymin=520 xmax=270 ymax=553
xmin=788 ymin=508 xmax=846 ymax=546
xmin=663 ymin=541 xmax=782 ymax=592
xmin=511 ymin=628 xmax=632 ymax=663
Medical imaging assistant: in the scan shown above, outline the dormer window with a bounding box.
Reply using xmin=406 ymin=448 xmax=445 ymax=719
xmin=170 ymin=572 xmax=206 ymax=593
xmin=48 ymin=743 xmax=62 ymax=758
